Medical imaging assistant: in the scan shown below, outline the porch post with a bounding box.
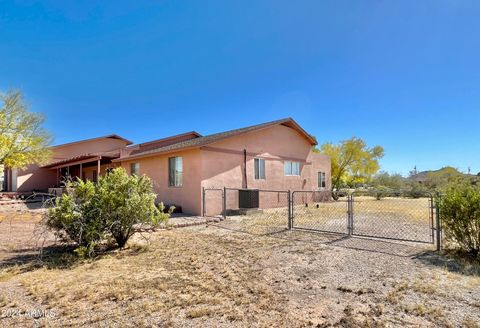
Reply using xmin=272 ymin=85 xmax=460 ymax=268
xmin=79 ymin=163 xmax=83 ymax=180
xmin=97 ymin=158 xmax=101 ymax=177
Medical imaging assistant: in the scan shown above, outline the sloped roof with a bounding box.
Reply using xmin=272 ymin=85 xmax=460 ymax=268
xmin=125 ymin=131 xmax=202 ymax=156
xmin=50 ymin=134 xmax=133 ymax=148
xmin=41 ymin=150 xmax=121 ymax=169
xmin=115 ymin=118 xmax=316 ymax=162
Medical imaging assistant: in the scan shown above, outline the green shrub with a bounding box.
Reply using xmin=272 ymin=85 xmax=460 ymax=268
xmin=374 ymin=186 xmax=391 ymax=200
xmin=439 ymin=182 xmax=480 ymax=257
xmin=93 ymin=168 xmax=169 ymax=248
xmin=46 ymin=180 xmax=105 ymax=255
xmin=45 ymin=168 xmax=170 ymax=256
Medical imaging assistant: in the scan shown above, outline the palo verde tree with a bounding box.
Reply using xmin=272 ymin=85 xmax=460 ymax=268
xmin=320 ymin=137 xmax=384 ymax=198
xmin=0 ymin=90 xmax=51 ymax=170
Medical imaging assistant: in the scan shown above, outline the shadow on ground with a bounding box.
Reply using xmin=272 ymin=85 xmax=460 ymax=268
xmin=414 ymin=250 xmax=480 ymax=276
xmin=210 ymin=222 xmax=433 ymax=258
xmin=0 ymin=245 xmax=81 ymax=273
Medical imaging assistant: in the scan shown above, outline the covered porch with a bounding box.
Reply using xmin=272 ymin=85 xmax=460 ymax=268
xmin=41 ymin=154 xmax=120 ymax=192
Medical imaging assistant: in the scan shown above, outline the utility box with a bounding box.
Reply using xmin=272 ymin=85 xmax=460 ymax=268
xmin=238 ymin=189 xmax=259 ymax=209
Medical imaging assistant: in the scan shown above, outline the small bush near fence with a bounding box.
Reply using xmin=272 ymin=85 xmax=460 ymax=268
xmin=45 ymin=168 xmax=171 ymax=257
xmin=439 ymin=182 xmax=480 ymax=258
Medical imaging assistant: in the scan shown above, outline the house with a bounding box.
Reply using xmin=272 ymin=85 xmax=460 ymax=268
xmin=2 ymin=118 xmax=331 ymax=215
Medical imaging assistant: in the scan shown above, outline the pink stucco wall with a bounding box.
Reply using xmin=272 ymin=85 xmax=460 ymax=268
xmin=15 ymin=137 xmax=130 ymax=192
xmin=200 ymin=124 xmax=330 ymax=215
xmin=13 ymin=125 xmax=331 ymax=217
xmin=119 ymin=149 xmax=203 ymax=215
xmin=119 ymin=125 xmax=330 ymax=216
xmin=51 ymin=138 xmax=129 ymax=162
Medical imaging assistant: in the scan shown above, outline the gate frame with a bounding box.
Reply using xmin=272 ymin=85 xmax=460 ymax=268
xmin=288 ymin=189 xmax=442 ymax=249
xmin=203 ymin=186 xmax=442 ymax=250
xmin=290 ymin=190 xmax=350 ymax=235
xmin=350 ymin=190 xmax=437 ymax=245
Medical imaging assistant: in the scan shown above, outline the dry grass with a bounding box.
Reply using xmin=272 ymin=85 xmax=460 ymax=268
xmin=0 ymin=209 xmax=479 ymax=327
xmin=3 ymin=228 xmax=297 ymax=326
xmin=223 ymin=196 xmax=434 ymax=243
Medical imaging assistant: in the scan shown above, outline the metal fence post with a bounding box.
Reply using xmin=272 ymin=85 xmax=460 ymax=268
xmin=435 ymin=195 xmax=442 ymax=251
xmin=347 ymin=194 xmax=353 ymax=236
xmin=202 ymin=187 xmax=205 ymax=217
xmin=287 ymin=190 xmax=292 ymax=230
xmin=222 ymin=187 xmax=227 ymax=220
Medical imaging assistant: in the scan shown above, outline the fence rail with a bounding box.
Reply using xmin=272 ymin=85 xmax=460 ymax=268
xmin=203 ymin=188 xmax=442 ymax=249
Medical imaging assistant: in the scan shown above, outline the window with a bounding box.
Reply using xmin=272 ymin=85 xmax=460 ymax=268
xmin=92 ymin=170 xmax=98 ymax=183
xmin=284 ymin=161 xmax=300 ymax=176
xmin=318 ymin=172 xmax=326 ymax=189
xmin=168 ymin=157 xmax=183 ymax=187
xmin=254 ymin=158 xmax=265 ymax=180
xmin=131 ymin=163 xmax=140 ymax=176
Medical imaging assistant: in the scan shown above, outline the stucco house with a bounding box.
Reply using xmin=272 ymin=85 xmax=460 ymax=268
xmin=2 ymin=118 xmax=331 ymax=215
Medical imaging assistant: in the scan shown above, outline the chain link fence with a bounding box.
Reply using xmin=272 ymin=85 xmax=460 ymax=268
xmin=202 ymin=187 xmax=440 ymax=248
xmin=216 ymin=188 xmax=289 ymax=235
xmin=351 ymin=191 xmax=435 ymax=244
xmin=291 ymin=191 xmax=349 ymax=234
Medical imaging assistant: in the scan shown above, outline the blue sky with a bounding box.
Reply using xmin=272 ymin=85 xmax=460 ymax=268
xmin=1 ymin=1 xmax=479 ymax=176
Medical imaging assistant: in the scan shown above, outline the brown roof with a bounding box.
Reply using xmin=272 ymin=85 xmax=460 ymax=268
xmin=41 ymin=150 xmax=121 ymax=169
xmin=41 ymin=154 xmax=100 ymax=169
xmin=50 ymin=134 xmax=133 ymax=148
xmin=114 ymin=118 xmax=316 ymax=162
xmin=125 ymin=131 xmax=202 ymax=156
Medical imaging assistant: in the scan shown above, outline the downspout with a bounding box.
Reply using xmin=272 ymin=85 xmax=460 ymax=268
xmin=244 ymin=149 xmax=248 ymax=189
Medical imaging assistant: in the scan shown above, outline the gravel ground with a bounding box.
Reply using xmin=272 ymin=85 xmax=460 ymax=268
xmin=0 ymin=210 xmax=479 ymax=327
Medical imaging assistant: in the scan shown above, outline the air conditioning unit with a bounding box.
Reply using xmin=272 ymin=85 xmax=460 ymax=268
xmin=238 ymin=189 xmax=259 ymax=209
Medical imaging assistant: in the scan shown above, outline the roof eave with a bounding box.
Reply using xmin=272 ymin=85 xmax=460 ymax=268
xmin=112 ymin=146 xmax=200 ymax=162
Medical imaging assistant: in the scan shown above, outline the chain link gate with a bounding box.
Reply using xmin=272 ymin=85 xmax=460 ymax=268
xmin=289 ymin=190 xmax=438 ymax=246
xmin=291 ymin=191 xmax=350 ymax=234
xmin=203 ymin=187 xmax=440 ymax=248
xmin=350 ymin=191 xmax=435 ymax=244
xmin=221 ymin=188 xmax=290 ymax=235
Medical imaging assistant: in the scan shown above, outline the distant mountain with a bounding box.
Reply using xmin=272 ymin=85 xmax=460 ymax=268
xmin=408 ymin=167 xmax=471 ymax=184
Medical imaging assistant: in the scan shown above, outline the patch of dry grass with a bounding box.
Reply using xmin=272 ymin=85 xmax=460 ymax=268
xmin=12 ymin=230 xmax=297 ymax=326
xmin=1 ymin=208 xmax=479 ymax=327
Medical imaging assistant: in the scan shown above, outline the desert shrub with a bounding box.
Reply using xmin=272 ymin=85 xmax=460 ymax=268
xmin=45 ymin=168 xmax=170 ymax=256
xmin=373 ymin=186 xmax=391 ymax=200
xmin=46 ymin=180 xmax=105 ymax=256
xmin=439 ymin=182 xmax=480 ymax=257
xmin=405 ymin=182 xmax=430 ymax=198
xmin=94 ymin=168 xmax=168 ymax=248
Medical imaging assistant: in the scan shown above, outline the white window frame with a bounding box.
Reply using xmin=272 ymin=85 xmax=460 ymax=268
xmin=284 ymin=161 xmax=300 ymax=176
xmin=318 ymin=171 xmax=326 ymax=190
xmin=254 ymin=158 xmax=266 ymax=180
xmin=168 ymin=156 xmax=183 ymax=187
xmin=131 ymin=162 xmax=140 ymax=176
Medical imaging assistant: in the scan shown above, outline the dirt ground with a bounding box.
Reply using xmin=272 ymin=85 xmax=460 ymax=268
xmin=0 ymin=206 xmax=479 ymax=327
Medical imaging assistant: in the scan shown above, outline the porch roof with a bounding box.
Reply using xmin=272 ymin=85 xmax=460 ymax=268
xmin=41 ymin=151 xmax=120 ymax=170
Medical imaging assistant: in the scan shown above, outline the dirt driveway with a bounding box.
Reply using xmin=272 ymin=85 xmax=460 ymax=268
xmin=0 ymin=208 xmax=479 ymax=327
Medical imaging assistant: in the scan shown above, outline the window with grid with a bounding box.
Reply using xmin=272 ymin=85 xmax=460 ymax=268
xmin=284 ymin=161 xmax=300 ymax=176
xmin=168 ymin=157 xmax=183 ymax=187
xmin=318 ymin=171 xmax=326 ymax=189
xmin=254 ymin=158 xmax=266 ymax=180
xmin=131 ymin=163 xmax=140 ymax=176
